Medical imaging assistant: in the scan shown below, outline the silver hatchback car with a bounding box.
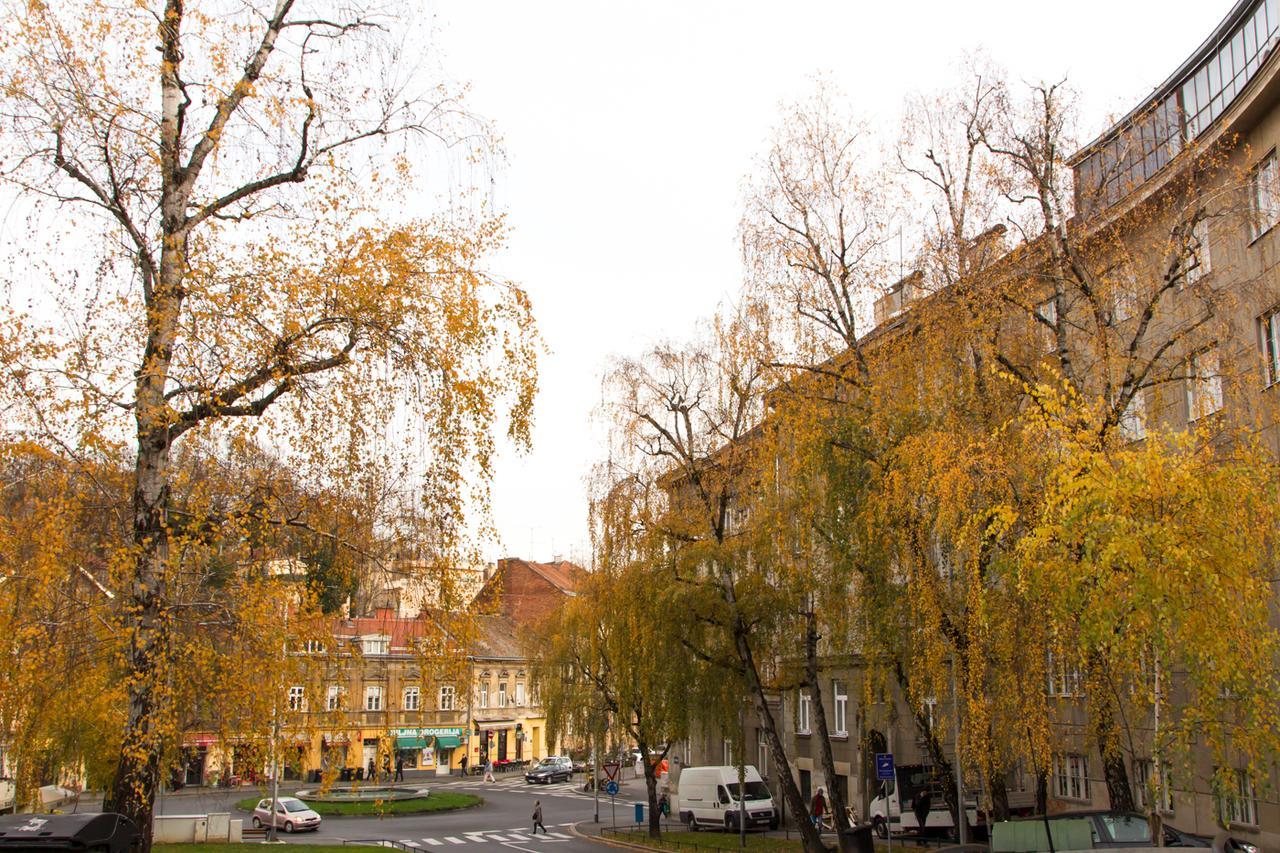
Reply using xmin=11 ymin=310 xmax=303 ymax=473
xmin=252 ymin=796 xmax=322 ymax=833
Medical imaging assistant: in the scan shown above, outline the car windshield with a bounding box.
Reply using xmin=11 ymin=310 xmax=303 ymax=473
xmin=727 ymin=781 xmax=771 ymax=801
xmin=1101 ymin=815 xmax=1150 ymax=843
xmin=536 ymin=760 xmax=558 ymax=768
xmin=281 ymin=799 xmax=309 ymax=813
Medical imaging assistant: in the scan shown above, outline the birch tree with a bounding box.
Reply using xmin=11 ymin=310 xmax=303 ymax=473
xmin=0 ymin=1 xmax=538 ymax=846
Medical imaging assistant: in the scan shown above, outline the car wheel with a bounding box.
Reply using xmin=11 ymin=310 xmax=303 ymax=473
xmin=873 ymin=817 xmax=888 ymax=839
xmin=252 ymin=817 xmax=261 ymax=829
xmin=770 ymin=818 xmax=779 ymax=831
xmin=284 ymin=821 xmax=294 ymax=834
xmin=724 ymin=813 xmax=735 ymax=833
xmin=684 ymin=813 xmax=697 ymax=832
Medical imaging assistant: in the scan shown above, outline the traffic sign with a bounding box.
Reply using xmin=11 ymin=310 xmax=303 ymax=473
xmin=875 ymin=752 xmax=895 ymax=781
xmin=602 ymin=762 xmax=621 ymax=781
xmin=605 ymin=780 xmax=619 ymax=796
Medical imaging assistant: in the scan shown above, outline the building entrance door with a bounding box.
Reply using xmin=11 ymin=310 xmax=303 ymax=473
xmin=497 ymin=730 xmax=508 ymax=761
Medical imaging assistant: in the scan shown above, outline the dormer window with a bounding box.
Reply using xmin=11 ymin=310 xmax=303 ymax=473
xmin=362 ymin=636 xmax=389 ymax=655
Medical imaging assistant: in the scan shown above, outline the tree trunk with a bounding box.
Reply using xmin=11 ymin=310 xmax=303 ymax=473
xmin=806 ymin=609 xmax=854 ymax=849
xmin=986 ymin=767 xmax=1010 ymax=822
xmin=734 ymin=626 xmax=826 ymax=852
xmin=1089 ymin=658 xmax=1134 ymax=812
xmin=894 ymin=661 xmax=962 ymax=836
xmin=643 ymin=757 xmax=661 ymax=838
xmin=1035 ymin=768 xmax=1048 ymax=815
xmin=106 ymin=222 xmax=187 ymax=852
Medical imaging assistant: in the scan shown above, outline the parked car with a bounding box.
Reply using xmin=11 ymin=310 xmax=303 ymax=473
xmin=251 ymin=797 xmax=321 ymax=833
xmin=993 ymin=811 xmax=1259 ymax=853
xmin=525 ymin=756 xmax=574 ymax=784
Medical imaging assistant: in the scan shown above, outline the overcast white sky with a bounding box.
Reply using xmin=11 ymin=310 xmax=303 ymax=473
xmin=427 ymin=1 xmax=1229 ymax=566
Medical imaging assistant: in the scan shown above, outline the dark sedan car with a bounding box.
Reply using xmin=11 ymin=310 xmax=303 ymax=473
xmin=525 ymin=756 xmax=574 ymax=784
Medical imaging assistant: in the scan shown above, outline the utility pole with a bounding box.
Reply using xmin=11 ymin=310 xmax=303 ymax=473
xmin=738 ymin=709 xmax=746 ymax=851
xmin=268 ymin=603 xmax=287 ymax=843
xmin=952 ymin=658 xmax=967 ymax=845
xmin=593 ymin=729 xmax=600 ymax=823
xmin=463 ymin=655 xmax=474 ymax=778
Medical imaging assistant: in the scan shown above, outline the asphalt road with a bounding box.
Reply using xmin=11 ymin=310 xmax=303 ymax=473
xmin=147 ymin=774 xmax=650 ymax=853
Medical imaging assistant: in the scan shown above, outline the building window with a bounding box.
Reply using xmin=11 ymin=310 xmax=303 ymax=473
xmin=1134 ymin=759 xmax=1174 ymax=814
xmin=439 ymin=685 xmax=456 ymax=711
xmin=796 ymin=692 xmax=811 ymax=734
xmin=326 ymin=685 xmax=344 ymax=711
xmin=832 ymin=680 xmax=848 ymax=736
xmin=303 ymin=640 xmax=325 ymax=654
xmin=1251 ymin=150 xmax=1279 ymax=240
xmin=403 ymin=686 xmax=420 ymax=711
xmin=365 ymin=685 xmax=384 ymax=711
xmin=1183 ymin=3 xmax=1280 ymax=139
xmin=362 ymin=636 xmax=389 ymax=656
xmin=1186 ymin=346 xmax=1224 ymax=420
xmin=1036 ymin=298 xmax=1058 ymax=353
xmin=287 ymin=686 xmax=305 ymax=711
xmin=722 ymin=739 xmax=734 ymax=766
xmin=479 ymin=682 xmax=489 ymax=708
xmin=1184 ymin=220 xmax=1211 ymax=285
xmin=515 ymin=682 xmax=526 ymax=706
xmin=1047 ymin=652 xmax=1084 ymax=698
xmin=498 ymin=683 xmax=507 ymax=708
xmin=1260 ymin=310 xmax=1280 ymax=386
xmin=1217 ymin=768 xmax=1259 ymax=826
xmin=1111 ymin=276 xmax=1138 ymax=324
xmin=1054 ymin=754 xmax=1090 ymax=801
xmin=1118 ymin=391 xmax=1147 ymax=441
xmin=757 ymin=739 xmax=768 ymax=778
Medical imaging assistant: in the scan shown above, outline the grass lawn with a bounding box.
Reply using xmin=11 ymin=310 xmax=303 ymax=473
xmin=234 ymin=790 xmax=482 ymax=816
xmin=605 ymin=829 xmax=805 ymax=851
xmin=604 ymin=829 xmax=937 ymax=852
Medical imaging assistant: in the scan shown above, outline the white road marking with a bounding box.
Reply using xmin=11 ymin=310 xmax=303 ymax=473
xmin=486 ymin=833 xmax=512 ymax=841
xmin=444 ymin=837 xmax=466 ymax=845
xmin=421 ymin=840 xmax=444 ymax=847
xmin=547 ymin=832 xmax=572 ymax=839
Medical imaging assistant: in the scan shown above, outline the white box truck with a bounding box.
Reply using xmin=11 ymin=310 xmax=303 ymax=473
xmin=869 ymin=763 xmax=979 ymax=839
xmin=673 ymin=765 xmax=778 ymax=832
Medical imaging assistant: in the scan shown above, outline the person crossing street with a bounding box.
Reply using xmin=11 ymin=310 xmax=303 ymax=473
xmin=532 ymin=800 xmax=547 ymax=835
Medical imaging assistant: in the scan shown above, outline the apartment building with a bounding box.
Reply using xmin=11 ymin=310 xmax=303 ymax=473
xmin=685 ymin=0 xmax=1280 ymax=848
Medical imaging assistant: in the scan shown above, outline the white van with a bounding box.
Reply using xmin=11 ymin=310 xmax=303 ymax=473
xmin=674 ymin=765 xmax=778 ymax=832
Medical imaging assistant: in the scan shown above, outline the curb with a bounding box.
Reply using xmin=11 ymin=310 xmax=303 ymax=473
xmin=569 ymin=821 xmax=654 ymax=851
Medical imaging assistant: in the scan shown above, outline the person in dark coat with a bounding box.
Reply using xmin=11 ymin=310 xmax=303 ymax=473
xmin=532 ymin=800 xmax=547 ymax=834
xmin=395 ymin=755 xmax=404 ymax=782
xmin=367 ymin=757 xmax=376 ymax=781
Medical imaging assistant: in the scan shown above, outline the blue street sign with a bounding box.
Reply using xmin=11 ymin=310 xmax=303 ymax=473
xmin=605 ymin=780 xmax=620 ymax=796
xmin=875 ymin=752 xmax=895 ymax=781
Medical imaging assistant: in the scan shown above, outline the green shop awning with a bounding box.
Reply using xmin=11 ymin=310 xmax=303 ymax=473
xmin=396 ymin=736 xmax=428 ymax=749
xmin=434 ymin=736 xmax=462 ymax=749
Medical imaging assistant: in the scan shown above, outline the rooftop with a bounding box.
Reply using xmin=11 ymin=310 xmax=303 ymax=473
xmin=1072 ymin=0 xmax=1280 ymax=212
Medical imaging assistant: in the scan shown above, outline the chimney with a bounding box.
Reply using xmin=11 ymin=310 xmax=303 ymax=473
xmin=873 ymin=270 xmax=925 ymax=327
xmin=964 ymin=224 xmax=1008 ymax=274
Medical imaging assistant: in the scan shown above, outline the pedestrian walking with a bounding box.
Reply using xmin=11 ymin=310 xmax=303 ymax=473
xmin=812 ymin=787 xmax=827 ymax=830
xmin=483 ymin=757 xmax=496 ymax=783
xmin=394 ymin=755 xmax=404 ymax=783
xmin=460 ymin=754 xmax=469 ymax=776
xmin=382 ymin=754 xmax=391 ymax=782
xmin=366 ymin=757 xmax=376 ymax=782
xmin=532 ymin=800 xmax=546 ymax=834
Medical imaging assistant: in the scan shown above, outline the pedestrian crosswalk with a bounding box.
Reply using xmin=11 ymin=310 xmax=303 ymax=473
xmin=394 ymin=828 xmax=574 ymax=847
